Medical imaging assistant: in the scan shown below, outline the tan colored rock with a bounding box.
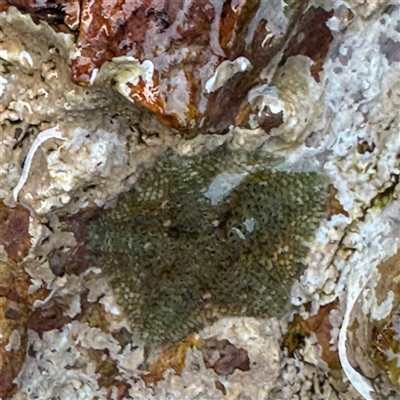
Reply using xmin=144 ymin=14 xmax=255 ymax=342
xmin=0 ymin=259 xmax=48 ymax=398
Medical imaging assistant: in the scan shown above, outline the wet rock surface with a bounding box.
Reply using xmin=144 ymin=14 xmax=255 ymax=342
xmin=0 ymin=2 xmax=399 ymax=399
xmin=4 ymin=0 xmax=307 ymax=136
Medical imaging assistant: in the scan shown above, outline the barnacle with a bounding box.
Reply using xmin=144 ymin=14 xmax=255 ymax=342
xmin=86 ymin=146 xmax=328 ymax=344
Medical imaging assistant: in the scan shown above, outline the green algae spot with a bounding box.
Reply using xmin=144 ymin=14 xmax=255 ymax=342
xmin=86 ymin=146 xmax=328 ymax=344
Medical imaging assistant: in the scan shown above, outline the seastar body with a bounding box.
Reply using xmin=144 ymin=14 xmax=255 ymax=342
xmin=87 ymin=146 xmax=328 ymax=344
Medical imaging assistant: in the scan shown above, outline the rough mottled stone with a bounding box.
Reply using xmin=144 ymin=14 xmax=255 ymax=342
xmin=359 ymin=251 xmax=400 ymax=394
xmin=0 ymin=201 xmax=31 ymax=262
xmin=0 ymin=259 xmax=49 ymax=399
xmin=283 ymin=301 xmax=341 ymax=370
xmin=87 ymin=146 xmax=328 ymax=344
xmin=5 ymin=0 xmax=307 ymax=136
xmin=200 ymin=338 xmax=250 ymax=376
xmin=281 ymin=6 xmax=334 ymax=82
xmin=2 ymin=0 xmax=80 ymax=32
xmin=70 ymin=0 xmax=306 ymax=135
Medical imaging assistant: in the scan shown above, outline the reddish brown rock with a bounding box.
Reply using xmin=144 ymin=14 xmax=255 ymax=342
xmin=70 ymin=0 xmax=308 ymax=136
xmin=326 ymin=185 xmax=349 ymax=220
xmin=201 ymin=338 xmax=251 ymax=376
xmin=4 ymin=0 xmax=80 ymax=33
xmin=0 ymin=201 xmax=31 ymax=262
xmin=5 ymin=0 xmax=308 ymax=136
xmin=282 ymin=6 xmax=334 ymax=82
xmin=48 ymin=212 xmax=90 ymax=277
xmin=27 ymin=303 xmax=72 ymax=338
xmin=283 ymin=301 xmax=341 ymax=370
xmin=0 ymin=0 xmax=8 ymax=12
xmin=140 ymin=333 xmax=202 ymax=385
xmin=235 ymin=98 xmax=284 ymax=133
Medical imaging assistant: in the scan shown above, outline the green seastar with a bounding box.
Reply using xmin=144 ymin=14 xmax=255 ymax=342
xmin=87 ymin=146 xmax=327 ymax=344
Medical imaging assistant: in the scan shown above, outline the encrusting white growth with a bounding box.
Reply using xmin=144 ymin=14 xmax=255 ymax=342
xmin=205 ymin=57 xmax=253 ymax=94
xmin=338 ymin=273 xmax=375 ymax=400
xmin=12 ymin=125 xmax=66 ymax=201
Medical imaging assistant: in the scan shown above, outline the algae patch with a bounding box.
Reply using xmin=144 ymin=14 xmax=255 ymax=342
xmin=86 ymin=147 xmax=328 ymax=344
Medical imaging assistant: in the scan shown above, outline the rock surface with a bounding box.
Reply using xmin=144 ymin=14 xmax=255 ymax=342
xmin=5 ymin=0 xmax=306 ymax=136
xmin=0 ymin=1 xmax=399 ymax=400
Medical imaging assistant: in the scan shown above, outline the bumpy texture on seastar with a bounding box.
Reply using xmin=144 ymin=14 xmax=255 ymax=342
xmin=87 ymin=146 xmax=328 ymax=344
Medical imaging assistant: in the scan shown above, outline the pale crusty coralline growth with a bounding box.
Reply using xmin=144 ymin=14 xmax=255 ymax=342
xmin=0 ymin=8 xmax=175 ymax=215
xmin=12 ymin=321 xmax=151 ymax=400
xmin=287 ymin=4 xmax=400 ymax=399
